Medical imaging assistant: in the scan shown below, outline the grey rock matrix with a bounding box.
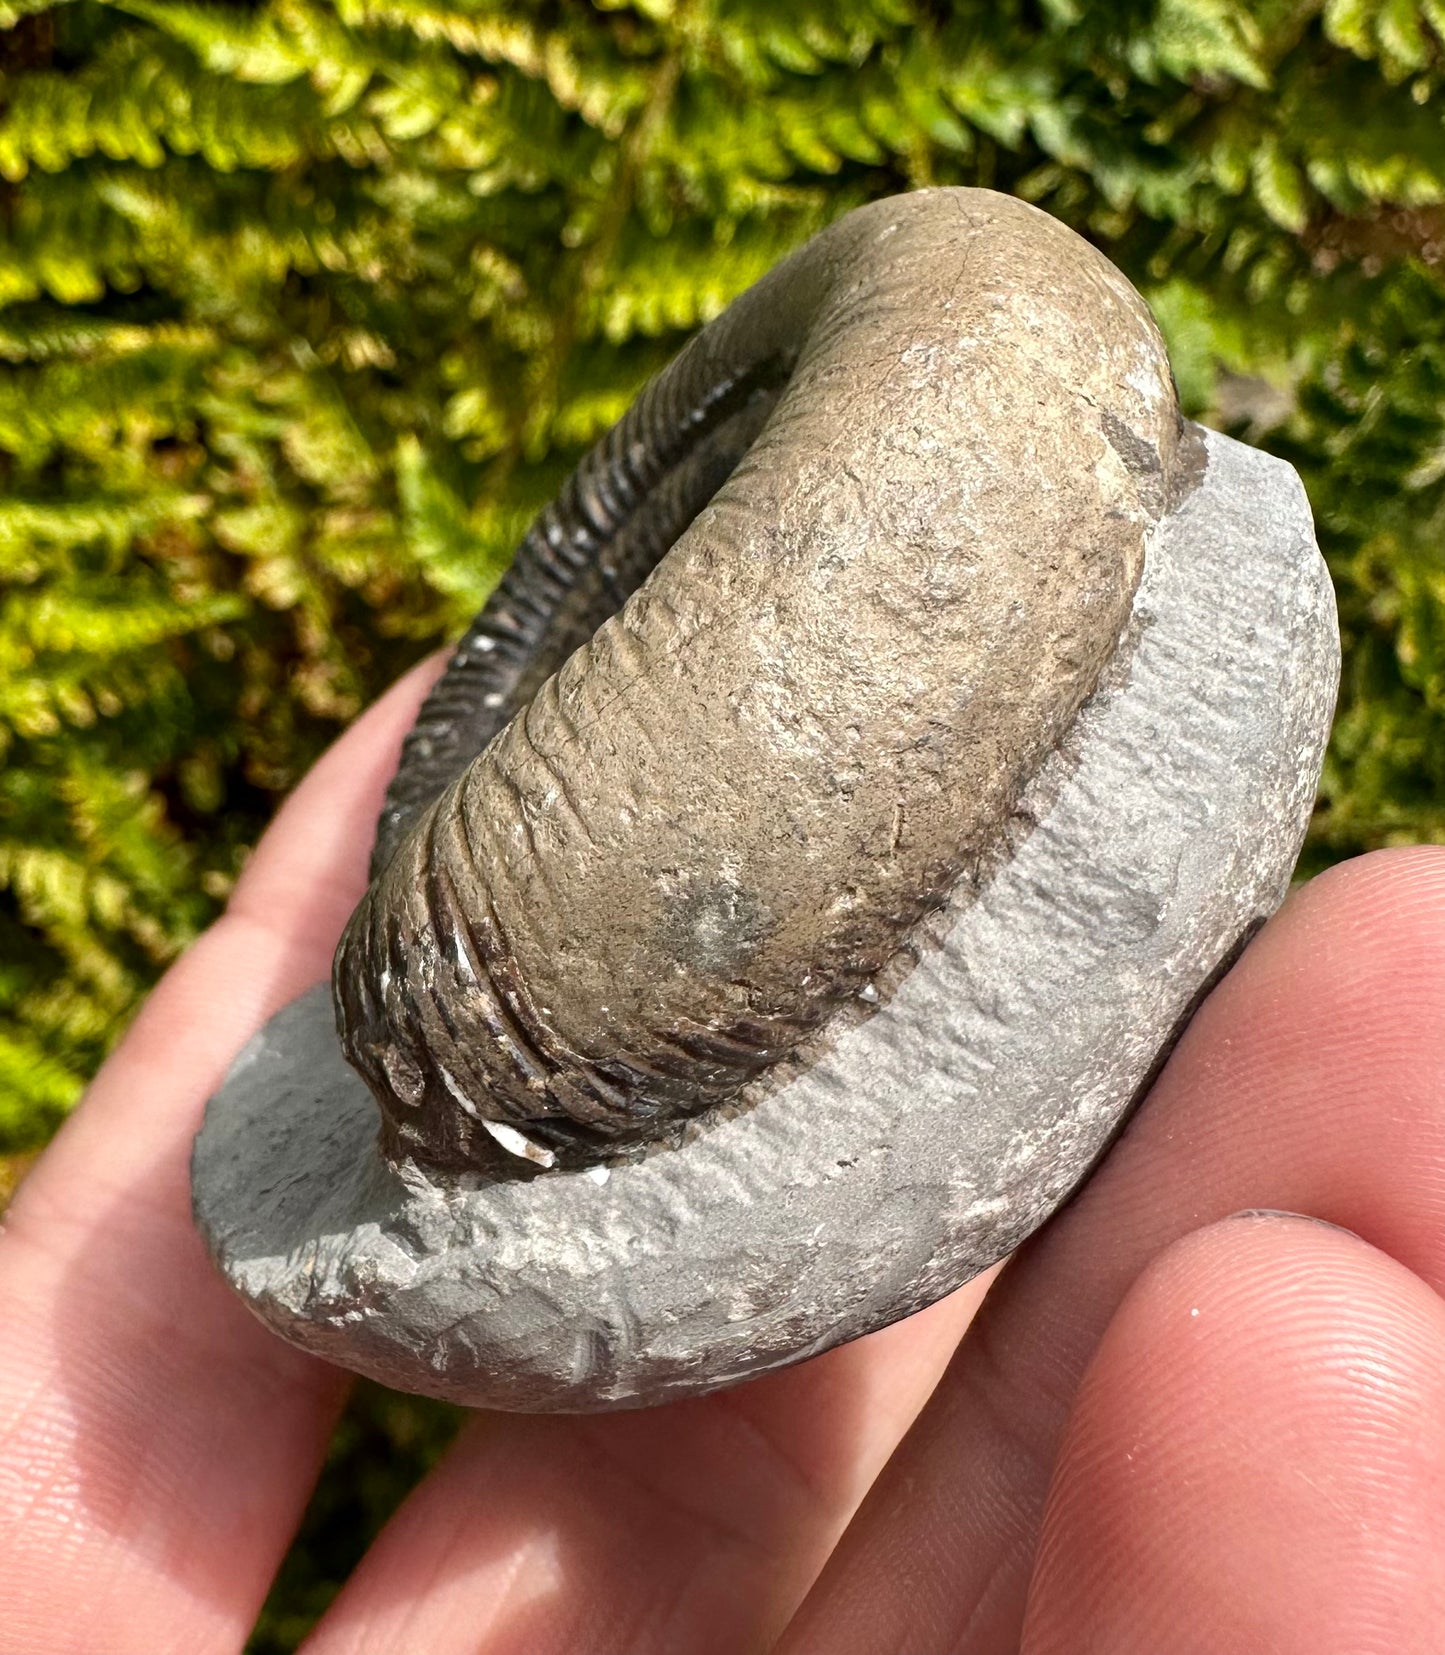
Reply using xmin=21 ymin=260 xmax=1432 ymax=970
xmin=193 ymin=417 xmax=1338 ymax=1410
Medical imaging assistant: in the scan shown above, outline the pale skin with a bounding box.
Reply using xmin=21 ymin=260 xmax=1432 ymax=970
xmin=3 ymin=655 xmax=1445 ymax=1655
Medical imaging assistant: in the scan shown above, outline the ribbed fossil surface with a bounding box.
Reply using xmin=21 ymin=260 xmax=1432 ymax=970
xmin=332 ymin=188 xmax=1183 ymax=1176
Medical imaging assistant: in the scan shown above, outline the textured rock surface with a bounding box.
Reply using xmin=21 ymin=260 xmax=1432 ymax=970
xmin=193 ymin=425 xmax=1338 ymax=1411
xmin=335 ymin=188 xmax=1181 ymax=1176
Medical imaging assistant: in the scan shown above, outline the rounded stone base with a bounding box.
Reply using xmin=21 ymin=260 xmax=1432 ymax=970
xmin=192 ymin=426 xmax=1338 ymax=1411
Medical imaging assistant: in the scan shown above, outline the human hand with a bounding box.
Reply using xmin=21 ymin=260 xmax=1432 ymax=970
xmin=3 ymin=659 xmax=1443 ymax=1655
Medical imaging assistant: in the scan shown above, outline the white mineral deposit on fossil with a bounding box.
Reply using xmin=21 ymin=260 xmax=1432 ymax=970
xmin=191 ymin=187 xmax=1340 ymax=1412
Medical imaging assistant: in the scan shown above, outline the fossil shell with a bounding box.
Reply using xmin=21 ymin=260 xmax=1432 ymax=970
xmin=191 ymin=190 xmax=1339 ymax=1411
xmin=334 ymin=188 xmax=1181 ymax=1176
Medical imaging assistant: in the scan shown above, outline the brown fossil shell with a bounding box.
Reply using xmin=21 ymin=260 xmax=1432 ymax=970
xmin=332 ymin=187 xmax=1182 ymax=1178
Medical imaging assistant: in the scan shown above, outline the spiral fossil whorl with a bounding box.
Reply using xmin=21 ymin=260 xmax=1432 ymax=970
xmin=370 ymin=340 xmax=793 ymax=878
xmin=334 ymin=188 xmax=1183 ymax=1179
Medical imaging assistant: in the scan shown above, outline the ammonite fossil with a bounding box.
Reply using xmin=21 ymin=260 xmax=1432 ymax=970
xmin=192 ymin=188 xmax=1340 ymax=1411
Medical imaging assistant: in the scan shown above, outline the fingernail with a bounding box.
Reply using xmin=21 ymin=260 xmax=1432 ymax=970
xmin=1227 ymin=1207 xmax=1363 ymax=1241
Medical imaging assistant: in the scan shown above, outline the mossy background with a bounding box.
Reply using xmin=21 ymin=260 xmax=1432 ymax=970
xmin=3 ymin=0 xmax=1445 ymax=1645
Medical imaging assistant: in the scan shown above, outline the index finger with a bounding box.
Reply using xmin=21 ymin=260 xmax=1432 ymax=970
xmin=0 ymin=655 xmax=441 ymax=1655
